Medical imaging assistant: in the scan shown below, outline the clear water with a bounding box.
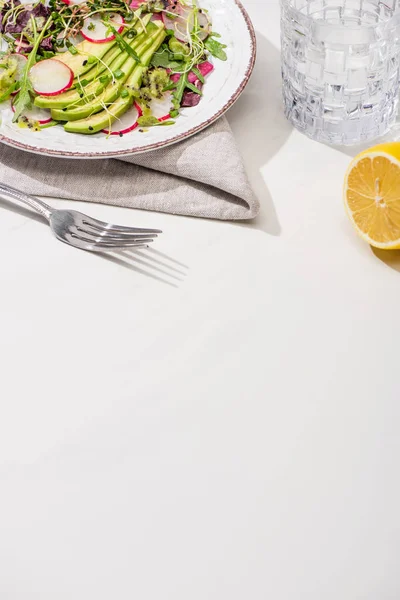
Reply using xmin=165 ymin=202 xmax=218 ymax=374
xmin=281 ymin=0 xmax=400 ymax=145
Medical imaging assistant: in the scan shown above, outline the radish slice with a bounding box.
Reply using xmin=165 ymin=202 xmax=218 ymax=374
xmin=169 ymin=61 xmax=214 ymax=86
xmin=130 ymin=0 xmax=145 ymax=7
xmin=29 ymin=59 xmax=73 ymax=96
xmin=196 ymin=10 xmax=211 ymax=41
xmin=174 ymin=6 xmax=195 ymax=42
xmin=162 ymin=5 xmax=210 ymax=43
xmin=151 ymin=13 xmax=163 ymax=22
xmin=11 ymin=100 xmax=52 ymax=124
xmin=161 ymin=10 xmax=183 ymax=33
xmin=103 ymin=101 xmax=142 ymax=135
xmin=149 ymin=91 xmax=173 ymax=121
xmin=188 ymin=60 xmax=214 ymax=83
xmin=81 ymin=14 xmax=124 ymax=43
xmin=61 ymin=0 xmax=87 ymax=5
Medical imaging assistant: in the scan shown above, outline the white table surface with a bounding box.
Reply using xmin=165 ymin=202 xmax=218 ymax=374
xmin=1 ymin=1 xmax=400 ymax=598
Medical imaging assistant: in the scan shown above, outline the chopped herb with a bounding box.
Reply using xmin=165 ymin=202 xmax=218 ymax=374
xmin=108 ymin=25 xmax=140 ymax=62
xmin=114 ymin=69 xmax=124 ymax=79
xmin=172 ymin=71 xmax=188 ymax=109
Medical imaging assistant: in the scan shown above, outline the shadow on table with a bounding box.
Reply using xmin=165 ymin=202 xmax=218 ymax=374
xmin=97 ymin=247 xmax=188 ymax=288
xmin=0 ymin=196 xmax=186 ymax=287
xmin=371 ymin=246 xmax=400 ymax=273
xmin=0 ymin=196 xmax=47 ymax=225
xmin=227 ymin=32 xmax=293 ymax=236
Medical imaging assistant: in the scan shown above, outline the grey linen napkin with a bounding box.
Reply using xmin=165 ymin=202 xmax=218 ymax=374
xmin=0 ymin=116 xmax=259 ymax=220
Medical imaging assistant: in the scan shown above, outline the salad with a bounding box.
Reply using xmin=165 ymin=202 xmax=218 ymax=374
xmin=0 ymin=0 xmax=227 ymax=135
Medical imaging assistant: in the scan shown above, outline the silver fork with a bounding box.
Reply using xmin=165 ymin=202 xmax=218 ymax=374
xmin=0 ymin=183 xmax=161 ymax=251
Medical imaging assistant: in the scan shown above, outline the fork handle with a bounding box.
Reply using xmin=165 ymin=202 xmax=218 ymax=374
xmin=0 ymin=183 xmax=52 ymax=221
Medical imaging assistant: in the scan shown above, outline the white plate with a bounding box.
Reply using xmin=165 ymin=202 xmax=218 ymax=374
xmin=0 ymin=0 xmax=256 ymax=159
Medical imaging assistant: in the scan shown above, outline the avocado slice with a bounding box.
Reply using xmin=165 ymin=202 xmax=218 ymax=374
xmin=77 ymin=14 xmax=153 ymax=85
xmin=55 ymin=26 xmax=164 ymax=121
xmin=51 ymin=81 xmax=122 ymax=121
xmin=64 ymin=94 xmax=134 ymax=135
xmin=36 ymin=40 xmax=140 ymax=111
xmin=54 ymin=14 xmax=150 ymax=77
xmin=64 ymin=28 xmax=165 ymax=135
xmin=55 ymin=39 xmax=117 ymax=78
xmin=34 ymin=20 xmax=157 ymax=110
xmin=35 ymin=31 xmax=148 ymax=110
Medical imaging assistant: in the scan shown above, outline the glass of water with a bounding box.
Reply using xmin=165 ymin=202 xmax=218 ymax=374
xmin=281 ymin=0 xmax=400 ymax=145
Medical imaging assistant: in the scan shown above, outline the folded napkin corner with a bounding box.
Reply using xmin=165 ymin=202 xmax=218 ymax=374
xmin=0 ymin=116 xmax=259 ymax=221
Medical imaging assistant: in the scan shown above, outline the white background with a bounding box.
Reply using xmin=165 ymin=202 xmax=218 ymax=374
xmin=1 ymin=1 xmax=400 ymax=599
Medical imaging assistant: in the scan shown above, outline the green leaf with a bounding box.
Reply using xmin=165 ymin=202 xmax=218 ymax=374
xmin=204 ymin=37 xmax=227 ymax=61
xmin=13 ymin=15 xmax=53 ymax=122
xmin=172 ymin=70 xmax=188 ymax=109
xmin=138 ymin=115 xmax=175 ymax=127
xmin=39 ymin=50 xmax=56 ymax=60
xmin=138 ymin=115 xmax=160 ymax=127
xmin=150 ymin=47 xmax=183 ymax=70
xmin=12 ymin=86 xmax=33 ymax=122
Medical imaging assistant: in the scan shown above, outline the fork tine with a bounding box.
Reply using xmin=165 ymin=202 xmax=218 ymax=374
xmin=71 ymin=233 xmax=155 ymax=248
xmin=82 ymin=216 xmax=162 ymax=235
xmin=77 ymin=224 xmax=158 ymax=242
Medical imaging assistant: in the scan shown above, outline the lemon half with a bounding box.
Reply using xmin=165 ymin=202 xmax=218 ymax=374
xmin=344 ymin=143 xmax=400 ymax=249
